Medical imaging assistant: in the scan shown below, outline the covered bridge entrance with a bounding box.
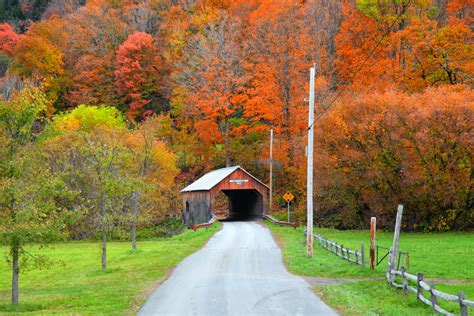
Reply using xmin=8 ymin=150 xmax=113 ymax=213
xmin=181 ymin=166 xmax=269 ymax=227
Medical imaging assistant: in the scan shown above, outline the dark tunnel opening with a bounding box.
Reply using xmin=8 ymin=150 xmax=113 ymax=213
xmin=220 ymin=189 xmax=263 ymax=221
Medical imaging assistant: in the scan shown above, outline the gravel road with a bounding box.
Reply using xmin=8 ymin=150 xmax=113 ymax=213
xmin=138 ymin=221 xmax=337 ymax=316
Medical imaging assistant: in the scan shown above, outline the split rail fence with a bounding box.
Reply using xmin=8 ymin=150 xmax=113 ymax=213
xmin=388 ymin=267 xmax=474 ymax=316
xmin=313 ymin=233 xmax=365 ymax=267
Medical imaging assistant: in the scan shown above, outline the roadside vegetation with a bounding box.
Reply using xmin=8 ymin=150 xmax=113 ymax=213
xmin=0 ymin=223 xmax=220 ymax=314
xmin=267 ymin=223 xmax=474 ymax=315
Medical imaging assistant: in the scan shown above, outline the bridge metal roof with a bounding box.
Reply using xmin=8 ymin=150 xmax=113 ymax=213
xmin=180 ymin=166 xmax=268 ymax=192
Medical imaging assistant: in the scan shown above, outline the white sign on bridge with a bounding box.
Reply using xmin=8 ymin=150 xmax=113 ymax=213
xmin=229 ymin=179 xmax=249 ymax=185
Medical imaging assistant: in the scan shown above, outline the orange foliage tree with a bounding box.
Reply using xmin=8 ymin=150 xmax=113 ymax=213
xmin=122 ymin=117 xmax=178 ymax=251
xmin=447 ymin=0 xmax=474 ymax=25
xmin=177 ymin=12 xmax=248 ymax=167
xmin=10 ymin=17 xmax=68 ymax=111
xmin=0 ymin=23 xmax=21 ymax=57
xmin=394 ymin=18 xmax=473 ymax=90
xmin=243 ymin=0 xmax=316 ymax=196
xmin=335 ymin=4 xmax=395 ymax=92
xmin=64 ymin=0 xmax=128 ymax=106
xmin=160 ymin=4 xmax=224 ymax=173
xmin=115 ymin=32 xmax=163 ymax=119
xmin=335 ymin=1 xmax=473 ymax=92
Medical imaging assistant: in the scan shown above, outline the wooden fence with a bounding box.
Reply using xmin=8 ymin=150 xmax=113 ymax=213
xmin=262 ymin=214 xmax=299 ymax=228
xmin=313 ymin=233 xmax=365 ymax=267
xmin=388 ymin=268 xmax=474 ymax=315
xmin=191 ymin=215 xmax=218 ymax=231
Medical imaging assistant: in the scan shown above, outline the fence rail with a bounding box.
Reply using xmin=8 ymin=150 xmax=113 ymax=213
xmin=262 ymin=214 xmax=299 ymax=228
xmin=388 ymin=268 xmax=474 ymax=315
xmin=191 ymin=215 xmax=218 ymax=231
xmin=313 ymin=233 xmax=365 ymax=267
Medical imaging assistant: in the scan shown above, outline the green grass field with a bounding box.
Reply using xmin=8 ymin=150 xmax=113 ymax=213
xmin=267 ymin=223 xmax=474 ymax=315
xmin=0 ymin=223 xmax=220 ymax=315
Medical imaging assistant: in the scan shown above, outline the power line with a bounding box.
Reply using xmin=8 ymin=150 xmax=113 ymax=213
xmin=303 ymin=0 xmax=412 ymax=133
xmin=264 ymin=1 xmax=412 ymax=153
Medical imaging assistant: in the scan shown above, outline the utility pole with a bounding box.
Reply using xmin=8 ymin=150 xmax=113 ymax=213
xmin=269 ymin=128 xmax=273 ymax=212
xmin=307 ymin=66 xmax=315 ymax=257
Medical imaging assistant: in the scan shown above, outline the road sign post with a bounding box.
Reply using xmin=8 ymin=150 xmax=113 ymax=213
xmin=287 ymin=201 xmax=290 ymax=222
xmin=282 ymin=192 xmax=294 ymax=223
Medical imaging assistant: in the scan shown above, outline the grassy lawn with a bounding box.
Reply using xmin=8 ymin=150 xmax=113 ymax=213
xmin=267 ymin=223 xmax=474 ymax=315
xmin=0 ymin=223 xmax=220 ymax=315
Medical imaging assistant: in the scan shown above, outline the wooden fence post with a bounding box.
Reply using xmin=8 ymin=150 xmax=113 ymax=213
xmin=388 ymin=205 xmax=404 ymax=283
xmin=335 ymin=242 xmax=338 ymax=256
xmin=458 ymin=291 xmax=467 ymax=316
xmin=370 ymin=217 xmax=376 ymax=269
xmin=361 ymin=242 xmax=365 ymax=267
xmin=417 ymin=273 xmax=424 ymax=301
xmin=429 ymin=281 xmax=437 ymax=312
xmin=401 ymin=267 xmax=409 ymax=295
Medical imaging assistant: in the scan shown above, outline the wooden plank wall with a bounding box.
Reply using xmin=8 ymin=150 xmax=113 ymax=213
xmin=182 ymin=191 xmax=212 ymax=227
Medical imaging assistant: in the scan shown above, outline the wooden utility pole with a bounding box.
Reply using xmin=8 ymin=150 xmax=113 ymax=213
xmin=306 ymin=66 xmax=315 ymax=257
xmin=370 ymin=217 xmax=376 ymax=269
xmin=387 ymin=204 xmax=404 ymax=282
xmin=269 ymin=128 xmax=273 ymax=212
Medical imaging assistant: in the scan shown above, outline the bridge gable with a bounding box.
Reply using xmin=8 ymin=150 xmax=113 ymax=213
xmin=181 ymin=166 xmax=269 ymax=227
xmin=209 ymin=168 xmax=268 ymax=197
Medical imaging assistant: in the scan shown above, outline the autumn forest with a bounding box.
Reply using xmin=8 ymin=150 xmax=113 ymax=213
xmin=0 ymin=0 xmax=473 ymax=243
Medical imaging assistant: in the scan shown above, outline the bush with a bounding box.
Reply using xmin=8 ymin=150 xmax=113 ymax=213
xmin=136 ymin=218 xmax=185 ymax=239
xmin=315 ymin=86 xmax=474 ymax=231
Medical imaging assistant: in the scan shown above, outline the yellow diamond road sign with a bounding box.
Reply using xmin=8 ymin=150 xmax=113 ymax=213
xmin=283 ymin=192 xmax=294 ymax=203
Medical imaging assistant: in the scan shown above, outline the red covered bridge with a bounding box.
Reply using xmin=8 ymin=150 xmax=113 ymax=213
xmin=181 ymin=166 xmax=269 ymax=227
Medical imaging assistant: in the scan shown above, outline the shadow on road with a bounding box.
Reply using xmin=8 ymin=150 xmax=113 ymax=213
xmin=219 ymin=215 xmax=262 ymax=222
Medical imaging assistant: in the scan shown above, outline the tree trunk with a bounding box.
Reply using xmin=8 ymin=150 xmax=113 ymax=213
xmin=131 ymin=222 xmax=137 ymax=252
xmin=102 ymin=232 xmax=107 ymax=270
xmin=12 ymin=240 xmax=19 ymax=305
xmin=224 ymin=130 xmax=231 ymax=167
xmin=131 ymin=192 xmax=139 ymax=252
